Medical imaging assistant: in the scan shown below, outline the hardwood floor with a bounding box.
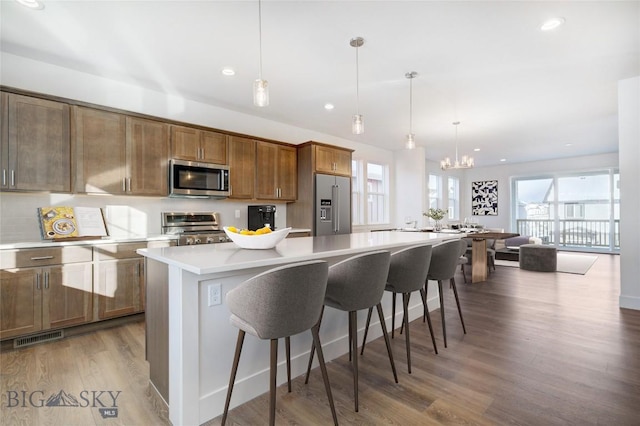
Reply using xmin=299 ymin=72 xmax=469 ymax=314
xmin=2 ymin=254 xmax=639 ymax=425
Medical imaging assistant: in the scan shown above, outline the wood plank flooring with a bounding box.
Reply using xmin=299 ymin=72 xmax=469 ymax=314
xmin=2 ymin=254 xmax=639 ymax=425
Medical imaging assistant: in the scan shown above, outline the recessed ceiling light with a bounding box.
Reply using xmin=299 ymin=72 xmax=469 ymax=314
xmin=540 ymin=17 xmax=565 ymax=31
xmin=473 ymin=148 xmax=480 ymax=152
xmin=565 ymin=143 xmax=573 ymax=147
xmin=500 ymin=158 xmax=507 ymax=162
xmin=15 ymin=0 xmax=44 ymax=9
xmin=324 ymin=103 xmax=335 ymax=110
xmin=221 ymin=67 xmax=235 ymax=76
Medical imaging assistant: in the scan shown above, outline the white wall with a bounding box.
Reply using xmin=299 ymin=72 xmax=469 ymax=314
xmin=0 ymin=52 xmax=394 ymax=242
xmin=618 ymin=76 xmax=640 ymax=310
xmin=393 ymin=147 xmax=426 ymax=229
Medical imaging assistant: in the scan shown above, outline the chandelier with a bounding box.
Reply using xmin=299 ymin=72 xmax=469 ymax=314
xmin=440 ymin=121 xmax=474 ymax=170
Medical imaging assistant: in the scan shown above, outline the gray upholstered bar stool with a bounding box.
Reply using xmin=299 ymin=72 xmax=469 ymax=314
xmin=221 ymin=260 xmax=338 ymax=426
xmin=426 ymin=239 xmax=468 ymax=348
xmin=362 ymin=244 xmax=438 ymax=373
xmin=304 ymin=250 xmax=396 ymax=412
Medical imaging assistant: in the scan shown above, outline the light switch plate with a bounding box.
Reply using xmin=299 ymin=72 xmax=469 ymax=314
xmin=208 ymin=283 xmax=221 ymax=306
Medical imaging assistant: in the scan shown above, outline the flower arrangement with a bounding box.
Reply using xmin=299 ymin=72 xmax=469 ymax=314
xmin=424 ymin=208 xmax=447 ymax=221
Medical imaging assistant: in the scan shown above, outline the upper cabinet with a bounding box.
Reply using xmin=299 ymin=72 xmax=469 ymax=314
xmin=74 ymin=107 xmax=169 ymax=196
xmin=314 ymin=144 xmax=352 ymax=176
xmin=1 ymin=93 xmax=71 ymax=192
xmin=228 ymin=136 xmax=256 ymax=199
xmin=170 ymin=125 xmax=227 ymax=164
xmin=255 ymin=141 xmax=297 ymax=201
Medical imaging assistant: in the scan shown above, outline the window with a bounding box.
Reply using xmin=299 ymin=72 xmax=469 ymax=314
xmin=366 ymin=163 xmax=389 ymax=224
xmin=351 ymin=160 xmax=363 ymax=225
xmin=428 ymin=174 xmax=443 ymax=210
xmin=352 ymin=160 xmax=389 ymax=225
xmin=448 ymin=177 xmax=460 ymax=220
xmin=564 ymin=203 xmax=585 ymax=219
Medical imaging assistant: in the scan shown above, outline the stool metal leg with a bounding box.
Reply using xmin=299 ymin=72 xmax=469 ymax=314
xmin=376 ymin=303 xmax=398 ymax=383
xmin=391 ymin=292 xmax=397 ymax=338
xmin=349 ymin=311 xmax=359 ymax=412
xmin=305 ymin=306 xmax=325 ymax=384
xmin=438 ymin=280 xmax=447 ymax=348
xmin=402 ymin=292 xmax=412 ymax=374
xmin=360 ymin=307 xmax=373 ymax=355
xmin=450 ymin=278 xmax=467 ymax=334
xmin=221 ymin=330 xmax=246 ymax=426
xmin=270 ymin=339 xmax=278 ymax=426
xmin=310 ymin=324 xmax=339 ymax=426
xmin=285 ymin=336 xmax=292 ymax=392
xmin=420 ymin=286 xmax=438 ymax=354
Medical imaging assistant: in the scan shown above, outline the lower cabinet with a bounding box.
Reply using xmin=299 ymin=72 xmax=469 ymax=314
xmin=0 ymin=263 xmax=93 ymax=340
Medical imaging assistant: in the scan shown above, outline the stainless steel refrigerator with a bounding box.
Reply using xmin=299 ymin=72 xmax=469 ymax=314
xmin=315 ymin=173 xmax=351 ymax=236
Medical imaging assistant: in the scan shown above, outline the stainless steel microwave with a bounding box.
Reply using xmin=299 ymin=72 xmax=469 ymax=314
xmin=169 ymin=159 xmax=230 ymax=198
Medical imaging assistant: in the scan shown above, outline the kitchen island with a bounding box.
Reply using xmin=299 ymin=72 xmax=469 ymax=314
xmin=137 ymin=231 xmax=461 ymax=425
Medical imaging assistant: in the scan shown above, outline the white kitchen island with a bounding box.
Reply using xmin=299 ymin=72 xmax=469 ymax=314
xmin=137 ymin=231 xmax=460 ymax=425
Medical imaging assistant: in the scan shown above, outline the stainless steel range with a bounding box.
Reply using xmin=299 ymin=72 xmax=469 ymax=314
xmin=161 ymin=212 xmax=229 ymax=245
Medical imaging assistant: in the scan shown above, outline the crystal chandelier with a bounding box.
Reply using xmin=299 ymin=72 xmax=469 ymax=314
xmin=405 ymin=71 xmax=417 ymax=149
xmin=350 ymin=37 xmax=364 ymax=134
xmin=253 ymin=0 xmax=269 ymax=107
xmin=441 ymin=121 xmax=474 ymax=170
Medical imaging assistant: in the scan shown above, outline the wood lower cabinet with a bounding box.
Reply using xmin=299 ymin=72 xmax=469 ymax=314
xmin=228 ymin=135 xmax=256 ymax=199
xmin=255 ymin=141 xmax=297 ymax=201
xmin=0 ymin=263 xmax=93 ymax=340
xmin=1 ymin=93 xmax=71 ymax=192
xmin=171 ymin=125 xmax=227 ymax=164
xmin=94 ymin=242 xmax=146 ymax=321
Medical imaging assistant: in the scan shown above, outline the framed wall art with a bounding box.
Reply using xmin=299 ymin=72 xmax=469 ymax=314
xmin=471 ymin=180 xmax=498 ymax=216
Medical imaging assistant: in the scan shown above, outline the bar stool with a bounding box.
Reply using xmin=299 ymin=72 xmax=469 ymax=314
xmin=426 ymin=239 xmax=467 ymax=348
xmin=362 ymin=244 xmax=437 ymax=373
xmin=305 ymin=250 xmax=396 ymax=412
xmin=221 ymin=260 xmax=338 ymax=426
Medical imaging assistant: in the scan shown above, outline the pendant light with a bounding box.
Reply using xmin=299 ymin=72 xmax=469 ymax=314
xmin=253 ymin=0 xmax=269 ymax=107
xmin=405 ymin=71 xmax=418 ymax=149
xmin=350 ymin=37 xmax=364 ymax=134
xmin=440 ymin=121 xmax=474 ymax=170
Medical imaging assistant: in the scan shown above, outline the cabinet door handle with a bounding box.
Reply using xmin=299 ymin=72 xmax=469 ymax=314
xmin=30 ymin=256 xmax=54 ymax=261
xmin=44 ymin=272 xmax=49 ymax=289
xmin=122 ymin=178 xmax=126 ymax=192
xmin=2 ymin=169 xmax=6 ymax=186
xmin=127 ymin=178 xmax=132 ymax=192
xmin=11 ymin=170 xmax=15 ymax=187
xmin=36 ymin=273 xmax=41 ymax=290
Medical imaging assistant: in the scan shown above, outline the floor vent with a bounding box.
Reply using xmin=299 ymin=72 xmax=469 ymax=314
xmin=14 ymin=330 xmax=64 ymax=349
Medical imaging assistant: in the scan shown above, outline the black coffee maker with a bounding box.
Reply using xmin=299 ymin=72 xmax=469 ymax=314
xmin=248 ymin=205 xmax=276 ymax=231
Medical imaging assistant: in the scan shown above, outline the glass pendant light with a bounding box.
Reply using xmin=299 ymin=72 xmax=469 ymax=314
xmin=253 ymin=0 xmax=269 ymax=107
xmin=350 ymin=37 xmax=364 ymax=134
xmin=405 ymin=71 xmax=417 ymax=149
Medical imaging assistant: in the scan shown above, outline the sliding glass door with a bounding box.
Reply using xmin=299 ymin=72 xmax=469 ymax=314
xmin=512 ymin=169 xmax=619 ymax=252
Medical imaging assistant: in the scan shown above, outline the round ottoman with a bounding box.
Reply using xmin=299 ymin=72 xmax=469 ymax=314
xmin=519 ymin=244 xmax=557 ymax=272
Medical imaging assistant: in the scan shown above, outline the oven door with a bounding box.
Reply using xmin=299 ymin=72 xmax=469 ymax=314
xmin=170 ymin=159 xmax=229 ymax=198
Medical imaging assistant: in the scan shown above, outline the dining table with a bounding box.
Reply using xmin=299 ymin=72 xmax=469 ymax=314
xmin=464 ymin=231 xmax=519 ymax=283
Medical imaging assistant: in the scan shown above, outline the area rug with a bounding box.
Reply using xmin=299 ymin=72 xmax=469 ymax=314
xmin=494 ymin=253 xmax=598 ymax=275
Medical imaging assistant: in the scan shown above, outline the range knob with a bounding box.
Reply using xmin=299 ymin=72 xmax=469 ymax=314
xmin=193 ymin=237 xmax=202 ymax=244
xmin=185 ymin=237 xmax=194 ymax=245
xmin=206 ymin=236 xmax=216 ymax=244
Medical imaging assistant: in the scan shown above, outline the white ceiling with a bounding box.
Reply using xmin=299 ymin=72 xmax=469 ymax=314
xmin=1 ymin=0 xmax=638 ymax=166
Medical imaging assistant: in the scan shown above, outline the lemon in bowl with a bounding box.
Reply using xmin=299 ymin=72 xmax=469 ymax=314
xmin=223 ymin=226 xmax=291 ymax=249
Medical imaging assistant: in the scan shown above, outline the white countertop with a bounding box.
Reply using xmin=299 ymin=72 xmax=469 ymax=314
xmin=137 ymin=231 xmax=462 ymax=275
xmin=0 ymin=234 xmax=178 ymax=250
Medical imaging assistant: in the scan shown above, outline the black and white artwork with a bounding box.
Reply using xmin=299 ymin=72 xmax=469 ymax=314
xmin=472 ymin=180 xmax=498 ymax=216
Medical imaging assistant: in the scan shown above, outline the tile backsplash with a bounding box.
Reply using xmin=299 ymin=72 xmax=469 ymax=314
xmin=0 ymin=192 xmax=288 ymax=244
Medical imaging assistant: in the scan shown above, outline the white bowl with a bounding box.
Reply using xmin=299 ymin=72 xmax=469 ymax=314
xmin=223 ymin=227 xmax=291 ymax=249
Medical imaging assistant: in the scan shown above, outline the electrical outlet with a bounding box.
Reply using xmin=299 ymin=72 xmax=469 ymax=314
xmin=234 ymin=210 xmax=240 ymax=219
xmin=208 ymin=283 xmax=221 ymax=306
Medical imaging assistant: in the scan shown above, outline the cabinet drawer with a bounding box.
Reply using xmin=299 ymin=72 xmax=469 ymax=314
xmin=0 ymin=246 xmax=93 ymax=269
xmin=93 ymin=242 xmax=147 ymax=261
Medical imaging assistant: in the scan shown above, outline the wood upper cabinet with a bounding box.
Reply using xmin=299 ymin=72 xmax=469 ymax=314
xmin=126 ymin=117 xmax=169 ymax=196
xmin=228 ymin=135 xmax=256 ymax=199
xmin=1 ymin=93 xmax=71 ymax=192
xmin=314 ymin=145 xmax=352 ymax=176
xmin=74 ymin=108 xmax=169 ymax=196
xmin=255 ymin=141 xmax=297 ymax=201
xmin=171 ymin=125 xmax=227 ymax=164
xmin=74 ymin=107 xmax=127 ymax=194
